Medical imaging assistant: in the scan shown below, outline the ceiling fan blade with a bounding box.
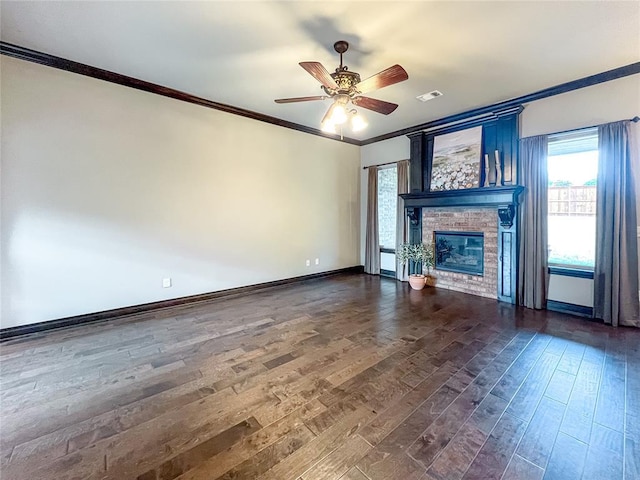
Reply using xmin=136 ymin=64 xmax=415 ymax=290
xmin=352 ymin=96 xmax=399 ymax=115
xmin=321 ymin=102 xmax=337 ymax=125
xmin=355 ymin=64 xmax=408 ymax=94
xmin=275 ymin=96 xmax=327 ymax=104
xmin=299 ymin=62 xmax=339 ymax=90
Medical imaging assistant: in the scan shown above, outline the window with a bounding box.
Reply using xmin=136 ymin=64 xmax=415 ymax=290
xmin=377 ymin=166 xmax=397 ymax=276
xmin=547 ymin=128 xmax=598 ymax=269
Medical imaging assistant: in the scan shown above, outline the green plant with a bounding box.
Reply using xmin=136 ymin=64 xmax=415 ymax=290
xmin=397 ymin=242 xmax=435 ymax=275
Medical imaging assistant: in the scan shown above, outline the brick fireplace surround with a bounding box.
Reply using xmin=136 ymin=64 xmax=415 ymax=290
xmin=402 ymin=186 xmax=523 ymax=304
xmin=423 ymin=208 xmax=498 ymax=299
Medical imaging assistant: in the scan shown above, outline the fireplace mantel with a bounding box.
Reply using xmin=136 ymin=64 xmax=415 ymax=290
xmin=400 ymin=185 xmax=524 ymax=209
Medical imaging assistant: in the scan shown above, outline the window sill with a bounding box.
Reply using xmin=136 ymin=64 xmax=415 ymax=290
xmin=380 ymin=269 xmax=396 ymax=278
xmin=548 ymin=266 xmax=594 ymax=279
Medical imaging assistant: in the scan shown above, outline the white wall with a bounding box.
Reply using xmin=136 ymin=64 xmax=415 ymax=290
xmin=0 ymin=56 xmax=361 ymax=328
xmin=521 ymin=74 xmax=640 ymax=307
xmin=359 ymin=136 xmax=410 ymax=264
xmin=547 ymin=276 xmax=593 ymax=307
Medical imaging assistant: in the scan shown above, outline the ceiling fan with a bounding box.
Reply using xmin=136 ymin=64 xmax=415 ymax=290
xmin=275 ymin=40 xmax=408 ymax=134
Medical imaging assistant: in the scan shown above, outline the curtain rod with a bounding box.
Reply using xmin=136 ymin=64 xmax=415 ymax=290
xmin=525 ymin=115 xmax=640 ymax=139
xmin=362 ymin=159 xmax=409 ymax=170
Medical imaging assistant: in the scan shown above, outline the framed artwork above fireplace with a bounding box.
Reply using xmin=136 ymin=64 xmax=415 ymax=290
xmin=430 ymin=126 xmax=483 ymax=192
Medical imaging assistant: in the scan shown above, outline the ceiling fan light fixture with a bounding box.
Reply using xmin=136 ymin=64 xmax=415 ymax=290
xmin=351 ymin=112 xmax=368 ymax=132
xmin=276 ymin=41 xmax=408 ymax=134
xmin=330 ymin=103 xmax=348 ymax=125
xmin=321 ymin=119 xmax=337 ymax=134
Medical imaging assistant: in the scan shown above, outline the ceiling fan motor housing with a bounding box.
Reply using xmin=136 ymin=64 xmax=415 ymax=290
xmin=323 ymin=70 xmax=361 ymax=96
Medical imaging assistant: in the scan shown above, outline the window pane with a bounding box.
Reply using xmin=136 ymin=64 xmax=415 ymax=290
xmin=547 ymin=143 xmax=598 ymax=268
xmin=377 ymin=166 xmax=398 ymax=250
xmin=380 ymin=252 xmax=396 ymax=272
xmin=548 ymin=129 xmax=598 ymax=156
xmin=548 ymin=214 xmax=596 ymax=267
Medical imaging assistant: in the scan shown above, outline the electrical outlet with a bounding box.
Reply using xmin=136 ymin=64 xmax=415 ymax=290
xmin=162 ymin=278 xmax=172 ymax=288
xmin=305 ymin=260 xmax=310 ymax=267
xmin=315 ymin=258 xmax=319 ymax=265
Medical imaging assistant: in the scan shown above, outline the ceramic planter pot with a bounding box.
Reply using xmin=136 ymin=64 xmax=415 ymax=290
xmin=408 ymin=274 xmax=426 ymax=290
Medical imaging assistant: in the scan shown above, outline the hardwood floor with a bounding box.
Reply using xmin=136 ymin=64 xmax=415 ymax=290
xmin=1 ymin=273 xmax=638 ymax=480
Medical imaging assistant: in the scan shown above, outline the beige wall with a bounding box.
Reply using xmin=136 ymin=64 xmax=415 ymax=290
xmin=0 ymin=56 xmax=360 ymax=328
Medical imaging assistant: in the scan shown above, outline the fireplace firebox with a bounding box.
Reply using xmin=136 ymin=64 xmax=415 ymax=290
xmin=435 ymin=231 xmax=484 ymax=276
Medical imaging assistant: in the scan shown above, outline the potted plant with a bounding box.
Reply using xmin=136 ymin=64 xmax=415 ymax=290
xmin=422 ymin=243 xmax=436 ymax=287
xmin=398 ymin=242 xmax=435 ymax=290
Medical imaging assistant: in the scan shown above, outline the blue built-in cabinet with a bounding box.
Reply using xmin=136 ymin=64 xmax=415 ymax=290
xmin=401 ymin=105 xmax=524 ymax=304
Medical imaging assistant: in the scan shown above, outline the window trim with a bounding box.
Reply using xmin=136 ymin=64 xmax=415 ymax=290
xmin=548 ymin=266 xmax=594 ymax=279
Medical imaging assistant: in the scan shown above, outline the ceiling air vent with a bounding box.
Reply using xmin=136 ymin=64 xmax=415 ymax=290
xmin=416 ymin=90 xmax=443 ymax=102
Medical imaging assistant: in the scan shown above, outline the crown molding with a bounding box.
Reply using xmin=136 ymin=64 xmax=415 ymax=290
xmin=0 ymin=41 xmax=361 ymax=146
xmin=361 ymin=62 xmax=640 ymax=145
xmin=406 ymin=105 xmax=525 ymax=139
xmin=2 ymin=41 xmax=638 ymax=148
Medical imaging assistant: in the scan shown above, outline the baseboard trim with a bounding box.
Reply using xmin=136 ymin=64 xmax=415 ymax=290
xmin=0 ymin=266 xmax=364 ymax=340
xmin=547 ymin=299 xmax=593 ymax=319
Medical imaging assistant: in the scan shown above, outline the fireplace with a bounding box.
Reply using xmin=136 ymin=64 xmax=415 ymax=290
xmin=401 ymin=108 xmax=524 ymax=303
xmin=422 ymin=209 xmax=498 ymax=299
xmin=435 ymin=231 xmax=484 ymax=276
xmin=401 ymin=186 xmax=523 ymax=302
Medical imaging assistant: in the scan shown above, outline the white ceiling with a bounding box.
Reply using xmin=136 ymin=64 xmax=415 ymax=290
xmin=2 ymin=1 xmax=639 ymax=141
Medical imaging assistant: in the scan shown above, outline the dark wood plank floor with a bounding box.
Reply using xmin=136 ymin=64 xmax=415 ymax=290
xmin=1 ymin=273 xmax=638 ymax=480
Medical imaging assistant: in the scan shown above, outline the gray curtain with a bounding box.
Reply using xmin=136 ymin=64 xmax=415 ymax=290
xmin=364 ymin=166 xmax=380 ymax=274
xmin=594 ymin=121 xmax=640 ymax=327
xmin=396 ymin=160 xmax=409 ymax=281
xmin=518 ymin=135 xmax=549 ymax=309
